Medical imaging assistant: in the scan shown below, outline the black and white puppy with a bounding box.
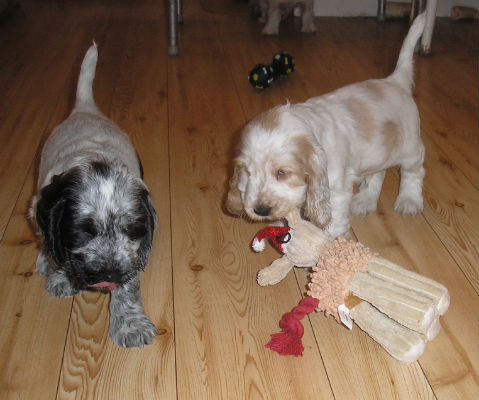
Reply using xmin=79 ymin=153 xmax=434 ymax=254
xmin=30 ymin=43 xmax=157 ymax=348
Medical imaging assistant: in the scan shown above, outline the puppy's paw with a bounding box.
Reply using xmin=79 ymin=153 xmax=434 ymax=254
xmin=46 ymin=271 xmax=79 ymax=297
xmin=110 ymin=313 xmax=157 ymax=348
xmin=35 ymin=252 xmax=51 ymax=276
xmin=262 ymin=25 xmax=279 ymax=35
xmin=351 ymin=192 xmax=378 ymax=216
xmin=394 ymin=195 xmax=423 ymax=215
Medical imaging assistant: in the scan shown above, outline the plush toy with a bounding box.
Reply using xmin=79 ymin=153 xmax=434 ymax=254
xmin=248 ymin=52 xmax=295 ymax=89
xmin=252 ymin=209 xmax=450 ymax=363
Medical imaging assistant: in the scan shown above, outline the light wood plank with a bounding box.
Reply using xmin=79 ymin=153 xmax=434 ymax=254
xmin=414 ymin=20 xmax=478 ymax=187
xmin=351 ymin=172 xmax=479 ymax=399
xmin=168 ymin=15 xmax=334 ymax=400
xmin=420 ymin=135 xmax=479 ymax=293
xmin=0 ymin=164 xmax=73 ymax=400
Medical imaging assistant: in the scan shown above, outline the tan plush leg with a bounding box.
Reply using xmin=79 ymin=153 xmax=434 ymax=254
xmin=368 ymin=256 xmax=450 ymax=316
xmin=349 ymin=272 xmax=436 ymax=334
xmin=424 ymin=318 xmax=441 ymax=341
xmin=348 ymin=256 xmax=450 ymax=334
xmin=350 ymin=302 xmax=426 ymax=364
xmin=257 ymin=256 xmax=294 ymax=286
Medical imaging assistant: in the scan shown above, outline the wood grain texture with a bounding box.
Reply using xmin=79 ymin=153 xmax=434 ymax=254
xmin=168 ymin=15 xmax=334 ymax=400
xmin=350 ymin=172 xmax=479 ymax=399
xmin=0 ymin=164 xmax=73 ymax=400
xmin=0 ymin=1 xmax=477 ymax=399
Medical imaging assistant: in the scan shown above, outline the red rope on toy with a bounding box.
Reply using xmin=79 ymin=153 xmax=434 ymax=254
xmin=266 ymin=297 xmax=319 ymax=356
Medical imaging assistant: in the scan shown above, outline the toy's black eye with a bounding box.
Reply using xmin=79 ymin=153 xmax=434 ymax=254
xmin=276 ymin=169 xmax=288 ymax=179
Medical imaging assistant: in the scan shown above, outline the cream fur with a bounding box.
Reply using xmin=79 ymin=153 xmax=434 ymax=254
xmin=226 ymin=14 xmax=427 ymax=238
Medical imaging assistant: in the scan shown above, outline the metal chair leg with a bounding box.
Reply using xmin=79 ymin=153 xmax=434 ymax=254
xmin=168 ymin=0 xmax=179 ymax=56
xmin=377 ymin=0 xmax=386 ymax=21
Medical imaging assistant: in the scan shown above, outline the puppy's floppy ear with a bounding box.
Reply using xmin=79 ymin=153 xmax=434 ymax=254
xmin=225 ymin=161 xmax=245 ymax=216
xmin=137 ymin=187 xmax=157 ymax=270
xmin=302 ymin=140 xmax=331 ymax=228
xmin=36 ymin=169 xmax=81 ymax=266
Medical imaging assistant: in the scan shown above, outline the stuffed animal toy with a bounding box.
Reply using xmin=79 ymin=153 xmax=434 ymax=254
xmin=252 ymin=209 xmax=450 ymax=363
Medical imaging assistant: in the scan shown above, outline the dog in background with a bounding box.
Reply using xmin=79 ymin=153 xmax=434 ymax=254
xmin=249 ymin=0 xmax=316 ymax=35
xmin=30 ymin=43 xmax=158 ymax=348
xmin=226 ymin=14 xmax=426 ymax=239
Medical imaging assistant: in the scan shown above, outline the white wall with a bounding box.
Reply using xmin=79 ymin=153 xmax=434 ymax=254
xmin=313 ymin=0 xmax=479 ymax=17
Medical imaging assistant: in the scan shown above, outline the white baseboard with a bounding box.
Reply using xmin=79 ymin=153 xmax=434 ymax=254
xmin=313 ymin=0 xmax=478 ymax=17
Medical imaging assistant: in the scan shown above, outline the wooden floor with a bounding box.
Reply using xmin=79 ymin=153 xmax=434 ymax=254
xmin=0 ymin=1 xmax=477 ymax=398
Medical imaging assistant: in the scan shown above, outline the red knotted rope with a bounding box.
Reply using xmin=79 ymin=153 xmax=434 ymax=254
xmin=266 ymin=296 xmax=319 ymax=356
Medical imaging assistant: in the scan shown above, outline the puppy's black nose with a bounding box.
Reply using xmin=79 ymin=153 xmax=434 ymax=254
xmin=254 ymin=205 xmax=271 ymax=217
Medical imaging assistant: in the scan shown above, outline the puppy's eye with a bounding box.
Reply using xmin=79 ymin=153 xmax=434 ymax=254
xmin=71 ymin=219 xmax=98 ymax=247
xmin=276 ymin=169 xmax=288 ymax=179
xmin=81 ymin=219 xmax=98 ymax=238
xmin=123 ymin=223 xmax=147 ymax=240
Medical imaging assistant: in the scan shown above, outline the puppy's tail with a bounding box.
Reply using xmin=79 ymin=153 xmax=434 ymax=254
xmin=75 ymin=41 xmax=98 ymax=111
xmin=390 ymin=12 xmax=426 ymax=93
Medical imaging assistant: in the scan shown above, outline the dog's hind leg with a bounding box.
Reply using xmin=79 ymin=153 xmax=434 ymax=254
xmin=394 ymin=163 xmax=425 ymax=215
xmin=351 ymin=171 xmax=386 ymax=216
xmin=109 ymin=276 xmax=158 ymax=348
xmin=394 ymin=140 xmax=425 ymax=216
xmin=262 ymin=4 xmax=281 ymax=35
xmin=259 ymin=0 xmax=268 ymax=22
xmin=301 ymin=0 xmax=316 ymax=32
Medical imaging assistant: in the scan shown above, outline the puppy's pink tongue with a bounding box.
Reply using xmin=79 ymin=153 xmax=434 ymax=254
xmin=90 ymin=282 xmax=117 ymax=292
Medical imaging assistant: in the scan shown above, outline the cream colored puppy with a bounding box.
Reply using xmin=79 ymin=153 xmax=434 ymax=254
xmin=226 ymin=14 xmax=426 ymax=238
